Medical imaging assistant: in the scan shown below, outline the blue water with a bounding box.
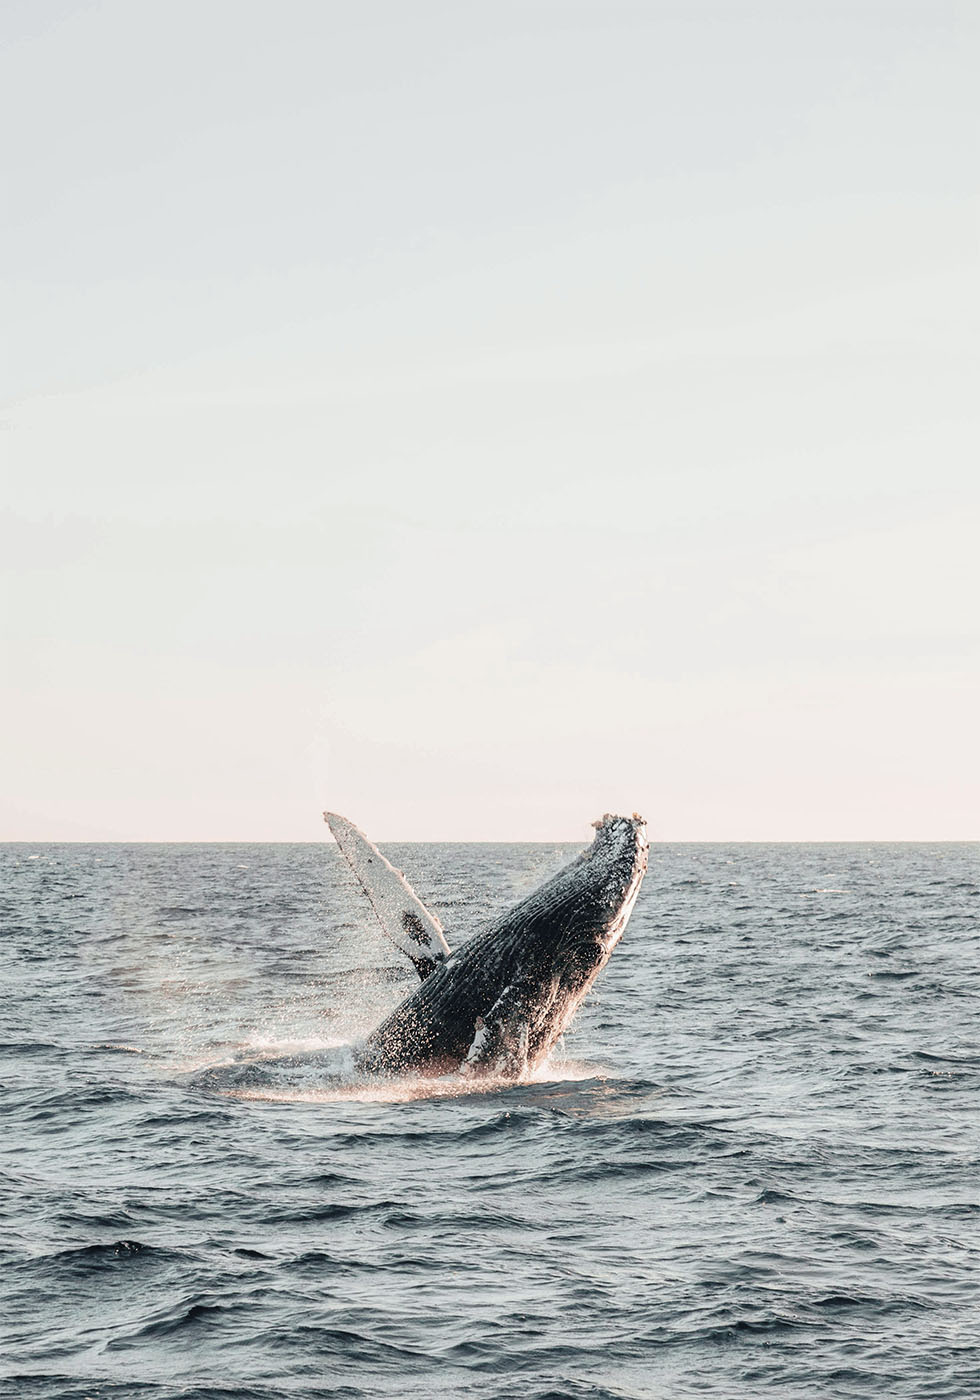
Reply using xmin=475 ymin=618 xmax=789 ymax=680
xmin=2 ymin=841 xmax=978 ymax=1399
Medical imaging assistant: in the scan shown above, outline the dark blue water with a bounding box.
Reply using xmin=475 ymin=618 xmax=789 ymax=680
xmin=2 ymin=841 xmax=978 ymax=1399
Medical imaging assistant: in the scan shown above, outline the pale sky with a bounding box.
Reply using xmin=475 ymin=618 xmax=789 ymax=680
xmin=2 ymin=1 xmax=978 ymax=841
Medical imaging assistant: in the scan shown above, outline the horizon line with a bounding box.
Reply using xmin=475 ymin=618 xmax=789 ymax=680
xmin=1 ymin=837 xmax=977 ymax=846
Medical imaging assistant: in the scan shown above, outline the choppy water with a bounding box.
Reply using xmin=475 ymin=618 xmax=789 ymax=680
xmin=2 ymin=840 xmax=978 ymax=1400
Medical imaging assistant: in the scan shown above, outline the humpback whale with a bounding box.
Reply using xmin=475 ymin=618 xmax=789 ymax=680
xmin=325 ymin=812 xmax=648 ymax=1080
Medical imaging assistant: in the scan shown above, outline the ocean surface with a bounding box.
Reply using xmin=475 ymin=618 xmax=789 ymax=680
xmin=2 ymin=840 xmax=978 ymax=1400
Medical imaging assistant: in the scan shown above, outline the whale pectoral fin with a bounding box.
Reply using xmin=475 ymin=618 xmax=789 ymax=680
xmin=325 ymin=812 xmax=452 ymax=978
xmin=462 ymin=1017 xmax=529 ymax=1079
xmin=461 ymin=988 xmax=532 ymax=1080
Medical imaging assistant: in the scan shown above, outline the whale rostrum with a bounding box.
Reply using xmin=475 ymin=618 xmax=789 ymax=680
xmin=325 ymin=811 xmax=648 ymax=1080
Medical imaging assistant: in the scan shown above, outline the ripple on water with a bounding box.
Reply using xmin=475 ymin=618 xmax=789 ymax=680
xmin=1 ymin=840 xmax=978 ymax=1400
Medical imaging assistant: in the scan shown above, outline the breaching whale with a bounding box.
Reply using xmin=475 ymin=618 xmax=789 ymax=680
xmin=325 ymin=811 xmax=648 ymax=1080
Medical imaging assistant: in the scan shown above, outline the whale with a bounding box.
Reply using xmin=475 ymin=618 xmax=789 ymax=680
xmin=325 ymin=811 xmax=648 ymax=1079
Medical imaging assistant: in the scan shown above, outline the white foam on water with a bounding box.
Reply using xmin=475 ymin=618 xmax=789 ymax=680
xmin=240 ymin=1034 xmax=352 ymax=1054
xmin=218 ymin=1052 xmax=612 ymax=1105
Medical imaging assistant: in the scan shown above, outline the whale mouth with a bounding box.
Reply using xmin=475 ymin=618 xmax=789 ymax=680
xmin=591 ymin=812 xmax=649 ymax=859
xmin=590 ymin=812 xmax=649 ymax=869
xmin=592 ymin=811 xmax=646 ymax=831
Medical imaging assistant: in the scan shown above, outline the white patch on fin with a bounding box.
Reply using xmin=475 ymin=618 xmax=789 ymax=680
xmin=462 ymin=1016 xmax=490 ymax=1069
xmin=324 ymin=812 xmax=452 ymax=978
xmin=461 ymin=988 xmax=531 ymax=1080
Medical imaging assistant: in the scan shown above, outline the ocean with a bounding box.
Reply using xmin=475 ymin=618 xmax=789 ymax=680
xmin=2 ymin=840 xmax=977 ymax=1399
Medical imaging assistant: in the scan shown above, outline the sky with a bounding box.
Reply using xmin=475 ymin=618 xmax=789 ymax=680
xmin=1 ymin=0 xmax=978 ymax=841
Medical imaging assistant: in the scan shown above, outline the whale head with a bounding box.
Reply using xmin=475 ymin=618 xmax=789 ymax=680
xmin=533 ymin=811 xmax=648 ymax=1004
xmin=468 ymin=811 xmax=649 ymax=1073
xmin=587 ymin=812 xmax=649 ymax=954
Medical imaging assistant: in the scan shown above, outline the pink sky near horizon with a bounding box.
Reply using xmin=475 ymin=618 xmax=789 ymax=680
xmin=2 ymin=2 xmax=978 ymax=842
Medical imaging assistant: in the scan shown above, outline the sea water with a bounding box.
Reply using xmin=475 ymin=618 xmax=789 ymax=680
xmin=1 ymin=841 xmax=977 ymax=1399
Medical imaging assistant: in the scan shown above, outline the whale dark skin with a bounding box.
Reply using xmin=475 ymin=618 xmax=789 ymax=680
xmin=353 ymin=814 xmax=648 ymax=1080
